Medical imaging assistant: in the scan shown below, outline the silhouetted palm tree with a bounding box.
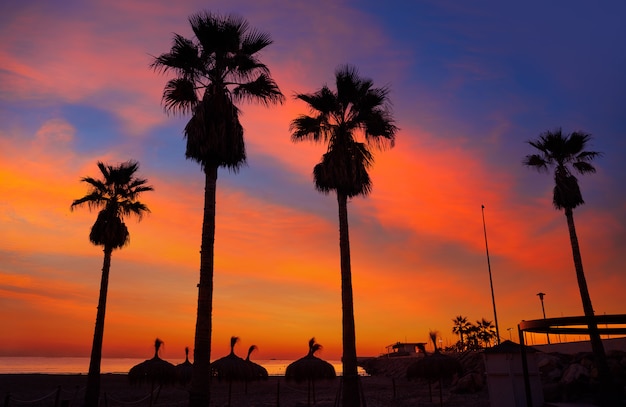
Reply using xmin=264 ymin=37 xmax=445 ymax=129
xmin=524 ymin=128 xmax=615 ymax=405
xmin=71 ymin=160 xmax=152 ymax=407
xmin=476 ymin=318 xmax=496 ymax=348
xmin=151 ymin=11 xmax=284 ymax=407
xmin=290 ymin=65 xmax=397 ymax=407
xmin=452 ymin=315 xmax=471 ymax=351
xmin=464 ymin=324 xmax=480 ymax=351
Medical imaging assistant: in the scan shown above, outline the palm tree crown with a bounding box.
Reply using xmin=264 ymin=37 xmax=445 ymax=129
xmin=71 ymin=160 xmax=153 ymax=248
xmin=290 ymin=64 xmax=397 ymax=197
xmin=151 ymin=11 xmax=284 ymax=171
xmin=523 ymin=129 xmax=600 ymax=210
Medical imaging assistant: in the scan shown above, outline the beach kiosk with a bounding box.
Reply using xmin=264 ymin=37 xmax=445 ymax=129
xmin=385 ymin=342 xmax=426 ymax=356
xmin=483 ymin=340 xmax=544 ymax=407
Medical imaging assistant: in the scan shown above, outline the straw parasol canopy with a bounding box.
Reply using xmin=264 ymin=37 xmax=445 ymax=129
xmin=286 ymin=337 xmax=336 ymax=383
xmin=128 ymin=338 xmax=177 ymax=386
xmin=286 ymin=338 xmax=336 ymax=407
xmin=407 ymin=335 xmax=462 ymax=407
xmin=211 ymin=337 xmax=263 ymax=406
xmin=128 ymin=338 xmax=177 ymax=407
xmin=210 ymin=336 xmax=257 ymax=382
xmin=245 ymin=345 xmax=269 ymax=380
xmin=176 ymin=346 xmax=193 ymax=385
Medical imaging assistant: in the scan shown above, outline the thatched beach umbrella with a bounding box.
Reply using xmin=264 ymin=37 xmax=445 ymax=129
xmin=128 ymin=338 xmax=177 ymax=407
xmin=211 ymin=336 xmax=253 ymax=381
xmin=176 ymin=346 xmax=193 ymax=385
xmin=286 ymin=338 xmax=336 ymax=406
xmin=245 ymin=345 xmax=269 ymax=380
xmin=407 ymin=340 xmax=462 ymax=407
xmin=211 ymin=336 xmax=258 ymax=406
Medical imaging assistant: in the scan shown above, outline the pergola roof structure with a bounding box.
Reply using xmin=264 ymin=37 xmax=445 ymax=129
xmin=518 ymin=314 xmax=626 ymax=336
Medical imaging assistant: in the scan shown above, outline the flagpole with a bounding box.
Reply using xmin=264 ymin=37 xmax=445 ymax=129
xmin=482 ymin=205 xmax=501 ymax=344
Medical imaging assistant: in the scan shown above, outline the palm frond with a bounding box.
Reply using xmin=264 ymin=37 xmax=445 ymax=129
xmin=572 ymin=161 xmax=597 ymax=174
xmin=241 ymin=29 xmax=273 ymax=55
xmin=523 ymin=154 xmax=549 ymax=171
xmin=151 ymin=34 xmax=202 ymax=76
xmin=227 ymin=55 xmax=267 ymax=80
xmin=362 ymin=108 xmax=397 ymax=149
xmin=232 ymin=73 xmax=285 ymax=105
xmin=163 ymin=78 xmax=200 ymax=115
xmin=290 ymin=115 xmax=328 ymax=143
xmin=296 ymin=87 xmax=337 ymax=115
xmin=71 ymin=192 xmax=105 ymax=211
xmin=565 ymin=131 xmax=592 ymax=155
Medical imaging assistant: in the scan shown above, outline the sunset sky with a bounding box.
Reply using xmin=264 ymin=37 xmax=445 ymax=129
xmin=1 ymin=0 xmax=625 ymax=363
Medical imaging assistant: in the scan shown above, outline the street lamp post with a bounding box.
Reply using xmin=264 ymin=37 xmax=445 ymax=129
xmin=537 ymin=292 xmax=550 ymax=344
xmin=481 ymin=205 xmax=500 ymax=345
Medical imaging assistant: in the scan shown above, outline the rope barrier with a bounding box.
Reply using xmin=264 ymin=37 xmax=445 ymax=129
xmin=4 ymin=387 xmax=60 ymax=404
xmin=61 ymin=386 xmax=83 ymax=407
xmin=3 ymin=385 xmax=164 ymax=407
xmin=104 ymin=388 xmax=155 ymax=405
xmin=3 ymin=379 xmax=347 ymax=406
xmin=59 ymin=387 xmax=84 ymax=396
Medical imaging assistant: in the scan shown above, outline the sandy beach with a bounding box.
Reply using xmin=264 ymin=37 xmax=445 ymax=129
xmin=0 ymin=373 xmax=490 ymax=407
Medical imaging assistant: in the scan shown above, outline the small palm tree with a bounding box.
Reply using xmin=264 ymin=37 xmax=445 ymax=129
xmin=290 ymin=64 xmax=397 ymax=407
xmin=476 ymin=318 xmax=496 ymax=348
xmin=452 ymin=315 xmax=471 ymax=351
xmin=464 ymin=323 xmax=480 ymax=351
xmin=71 ymin=160 xmax=152 ymax=407
xmin=524 ymin=128 xmax=615 ymax=405
xmin=151 ymin=11 xmax=284 ymax=407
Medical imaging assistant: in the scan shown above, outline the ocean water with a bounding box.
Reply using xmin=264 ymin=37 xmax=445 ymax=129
xmin=0 ymin=357 xmax=355 ymax=376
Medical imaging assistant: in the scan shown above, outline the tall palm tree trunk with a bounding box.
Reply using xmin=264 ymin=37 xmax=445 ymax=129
xmin=189 ymin=165 xmax=218 ymax=407
xmin=337 ymin=193 xmax=360 ymax=407
xmin=84 ymin=246 xmax=113 ymax=407
xmin=564 ymin=208 xmax=615 ymax=405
